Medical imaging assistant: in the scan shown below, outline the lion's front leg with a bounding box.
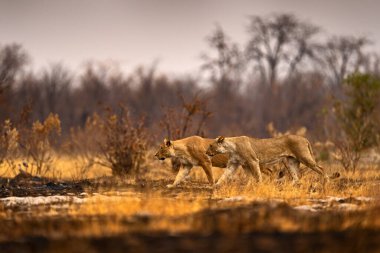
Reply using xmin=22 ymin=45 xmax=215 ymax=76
xmin=167 ymin=165 xmax=192 ymax=188
xmin=215 ymin=162 xmax=238 ymax=187
xmin=246 ymin=160 xmax=262 ymax=183
xmin=200 ymin=161 xmax=214 ymax=186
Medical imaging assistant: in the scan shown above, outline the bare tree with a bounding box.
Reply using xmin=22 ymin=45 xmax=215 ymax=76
xmin=0 ymin=43 xmax=28 ymax=92
xmin=40 ymin=64 xmax=72 ymax=114
xmin=74 ymin=63 xmax=111 ymax=126
xmin=202 ymin=25 xmax=245 ymax=85
xmin=201 ymin=25 xmax=250 ymax=136
xmin=246 ymin=13 xmax=319 ymax=90
xmin=0 ymin=44 xmax=29 ymax=120
xmin=316 ymin=35 xmax=369 ymax=87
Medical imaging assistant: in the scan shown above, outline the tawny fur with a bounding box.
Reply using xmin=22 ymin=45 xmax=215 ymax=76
xmin=155 ymin=136 xmax=292 ymax=188
xmin=206 ymin=135 xmax=330 ymax=186
xmin=155 ymin=136 xmax=226 ymax=187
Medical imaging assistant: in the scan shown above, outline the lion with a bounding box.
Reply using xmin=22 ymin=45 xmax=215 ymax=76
xmin=154 ymin=136 xmax=227 ymax=188
xmin=155 ymin=136 xmax=282 ymax=188
xmin=206 ymin=135 xmax=335 ymax=187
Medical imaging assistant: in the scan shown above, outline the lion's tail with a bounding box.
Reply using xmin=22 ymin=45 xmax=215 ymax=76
xmin=307 ymin=140 xmax=316 ymax=161
xmin=308 ymin=140 xmax=340 ymax=179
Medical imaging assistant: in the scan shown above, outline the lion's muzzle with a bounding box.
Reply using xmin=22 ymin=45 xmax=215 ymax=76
xmin=154 ymin=153 xmax=166 ymax=160
xmin=206 ymin=149 xmax=215 ymax=157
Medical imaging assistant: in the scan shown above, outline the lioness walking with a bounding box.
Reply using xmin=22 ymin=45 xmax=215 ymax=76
xmin=154 ymin=136 xmax=227 ymax=188
xmin=154 ymin=136 xmax=278 ymax=188
xmin=206 ymin=135 xmax=330 ymax=186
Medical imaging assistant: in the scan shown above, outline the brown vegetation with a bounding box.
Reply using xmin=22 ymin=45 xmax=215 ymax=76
xmin=0 ymin=12 xmax=379 ymax=253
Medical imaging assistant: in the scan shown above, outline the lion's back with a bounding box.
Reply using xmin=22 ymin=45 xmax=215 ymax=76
xmin=268 ymin=135 xmax=315 ymax=161
xmin=282 ymin=135 xmax=312 ymax=155
xmin=179 ymin=136 xmax=212 ymax=149
xmin=245 ymin=134 xmax=311 ymax=158
xmin=173 ymin=136 xmax=211 ymax=159
xmin=174 ymin=136 xmax=228 ymax=167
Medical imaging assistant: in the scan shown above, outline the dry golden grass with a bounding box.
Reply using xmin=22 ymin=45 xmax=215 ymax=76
xmin=0 ymin=156 xmax=111 ymax=179
xmin=0 ymin=155 xmax=379 ymax=240
xmin=188 ymin=162 xmax=379 ymax=200
xmin=1 ymin=156 xmax=379 ymax=200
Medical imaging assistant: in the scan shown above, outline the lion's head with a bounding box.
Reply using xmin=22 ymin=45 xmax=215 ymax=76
xmin=206 ymin=136 xmax=227 ymax=156
xmin=155 ymin=138 xmax=175 ymax=160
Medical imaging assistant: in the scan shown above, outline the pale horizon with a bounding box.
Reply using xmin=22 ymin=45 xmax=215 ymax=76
xmin=1 ymin=0 xmax=379 ymax=76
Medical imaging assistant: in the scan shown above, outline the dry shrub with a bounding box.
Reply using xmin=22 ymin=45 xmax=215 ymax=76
xmin=96 ymin=106 xmax=148 ymax=177
xmin=332 ymin=73 xmax=380 ymax=172
xmin=0 ymin=119 xmax=19 ymax=176
xmin=160 ymin=91 xmax=212 ymax=140
xmin=333 ymin=140 xmax=361 ymax=172
xmin=19 ymin=113 xmax=61 ymax=176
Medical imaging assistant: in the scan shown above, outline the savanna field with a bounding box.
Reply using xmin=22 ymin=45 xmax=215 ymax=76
xmin=0 ymin=134 xmax=379 ymax=253
xmin=2 ymin=7 xmax=380 ymax=252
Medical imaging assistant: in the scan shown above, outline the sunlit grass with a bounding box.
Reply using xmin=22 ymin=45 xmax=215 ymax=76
xmin=0 ymin=155 xmax=379 ymax=240
xmin=0 ymin=156 xmax=111 ymax=179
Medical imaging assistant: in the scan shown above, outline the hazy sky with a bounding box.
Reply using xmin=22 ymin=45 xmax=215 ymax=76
xmin=1 ymin=0 xmax=379 ymax=76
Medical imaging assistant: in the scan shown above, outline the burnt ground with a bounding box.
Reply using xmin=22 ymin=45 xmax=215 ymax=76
xmin=0 ymin=172 xmax=212 ymax=198
xmin=0 ymin=172 xmax=166 ymax=197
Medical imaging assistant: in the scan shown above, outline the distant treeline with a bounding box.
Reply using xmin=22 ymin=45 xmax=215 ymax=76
xmin=1 ymin=13 xmax=379 ymax=141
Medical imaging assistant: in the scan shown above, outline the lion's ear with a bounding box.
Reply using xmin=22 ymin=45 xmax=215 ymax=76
xmin=164 ymin=138 xmax=172 ymax=147
xmin=217 ymin=136 xmax=225 ymax=143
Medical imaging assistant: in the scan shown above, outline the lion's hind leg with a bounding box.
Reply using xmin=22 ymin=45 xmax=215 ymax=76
xmin=304 ymin=161 xmax=328 ymax=179
xmin=299 ymin=156 xmax=329 ymax=192
xmin=283 ymin=157 xmax=300 ymax=184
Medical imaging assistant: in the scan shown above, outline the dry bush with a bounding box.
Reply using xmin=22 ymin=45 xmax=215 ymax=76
xmin=96 ymin=106 xmax=148 ymax=177
xmin=19 ymin=113 xmax=61 ymax=176
xmin=332 ymin=73 xmax=380 ymax=172
xmin=160 ymin=91 xmax=212 ymax=140
xmin=0 ymin=119 xmax=19 ymax=176
xmin=333 ymin=140 xmax=361 ymax=172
